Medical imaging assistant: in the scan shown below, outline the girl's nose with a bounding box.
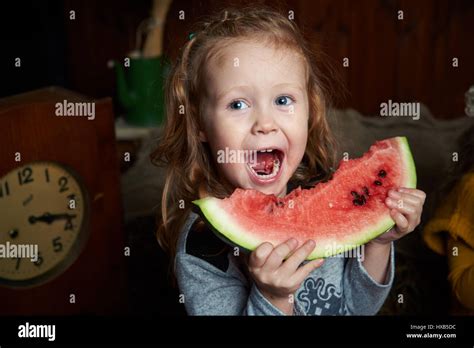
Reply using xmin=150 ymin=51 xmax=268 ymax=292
xmin=251 ymin=112 xmax=278 ymax=135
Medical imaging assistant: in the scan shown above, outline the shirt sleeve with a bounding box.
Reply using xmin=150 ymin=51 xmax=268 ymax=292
xmin=175 ymin=252 xmax=287 ymax=315
xmin=342 ymin=242 xmax=395 ymax=315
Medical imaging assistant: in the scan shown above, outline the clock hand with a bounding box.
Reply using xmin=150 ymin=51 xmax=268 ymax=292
xmin=28 ymin=212 xmax=77 ymax=225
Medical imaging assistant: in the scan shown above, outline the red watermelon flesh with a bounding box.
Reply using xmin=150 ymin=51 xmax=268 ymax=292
xmin=193 ymin=136 xmax=417 ymax=259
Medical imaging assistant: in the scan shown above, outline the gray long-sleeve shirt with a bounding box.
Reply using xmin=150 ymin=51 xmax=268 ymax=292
xmin=175 ymin=211 xmax=394 ymax=316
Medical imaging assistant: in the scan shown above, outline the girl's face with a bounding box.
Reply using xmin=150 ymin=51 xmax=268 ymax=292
xmin=200 ymin=40 xmax=309 ymax=197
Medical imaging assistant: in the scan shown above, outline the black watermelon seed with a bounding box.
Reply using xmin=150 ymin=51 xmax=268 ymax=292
xmin=374 ymin=180 xmax=382 ymax=186
xmin=378 ymin=170 xmax=386 ymax=178
xmin=363 ymin=186 xmax=369 ymax=195
xmin=351 ymin=191 xmax=359 ymax=198
xmin=353 ymin=196 xmax=366 ymax=206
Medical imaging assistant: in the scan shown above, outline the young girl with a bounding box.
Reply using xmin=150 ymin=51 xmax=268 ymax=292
xmin=152 ymin=6 xmax=426 ymax=315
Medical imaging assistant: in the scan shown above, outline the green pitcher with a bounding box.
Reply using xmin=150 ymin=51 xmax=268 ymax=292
xmin=114 ymin=55 xmax=170 ymax=127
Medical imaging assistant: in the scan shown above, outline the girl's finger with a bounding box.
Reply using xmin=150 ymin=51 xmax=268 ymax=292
xmin=280 ymin=239 xmax=316 ymax=274
xmin=290 ymin=258 xmax=324 ymax=285
xmin=249 ymin=242 xmax=274 ymax=268
xmin=385 ymin=197 xmax=418 ymax=215
xmin=263 ymin=238 xmax=298 ymax=271
xmin=397 ymin=188 xmax=426 ymax=203
xmin=390 ymin=209 xmax=409 ymax=232
xmin=388 ymin=190 xmax=422 ymax=206
xmin=387 ymin=197 xmax=422 ymax=229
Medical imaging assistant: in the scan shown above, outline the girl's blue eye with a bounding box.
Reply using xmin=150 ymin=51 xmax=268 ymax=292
xmin=275 ymin=95 xmax=294 ymax=106
xmin=228 ymin=100 xmax=249 ymax=110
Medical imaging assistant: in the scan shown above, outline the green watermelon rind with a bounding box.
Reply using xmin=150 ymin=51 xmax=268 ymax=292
xmin=399 ymin=136 xmax=417 ymax=189
xmin=194 ymin=136 xmax=417 ymax=260
xmin=193 ymin=197 xmax=264 ymax=251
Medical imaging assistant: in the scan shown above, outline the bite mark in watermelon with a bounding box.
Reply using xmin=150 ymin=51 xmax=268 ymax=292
xmin=193 ymin=137 xmax=417 ymax=259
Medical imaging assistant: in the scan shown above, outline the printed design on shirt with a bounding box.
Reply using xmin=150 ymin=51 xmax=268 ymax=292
xmin=297 ymin=277 xmax=344 ymax=315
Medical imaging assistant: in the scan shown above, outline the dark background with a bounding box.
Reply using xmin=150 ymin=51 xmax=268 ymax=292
xmin=1 ymin=0 xmax=473 ymax=118
xmin=0 ymin=0 xmax=473 ymax=318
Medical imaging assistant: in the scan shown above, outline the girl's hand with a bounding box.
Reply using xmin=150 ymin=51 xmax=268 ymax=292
xmin=248 ymin=238 xmax=324 ymax=315
xmin=371 ymin=187 xmax=426 ymax=245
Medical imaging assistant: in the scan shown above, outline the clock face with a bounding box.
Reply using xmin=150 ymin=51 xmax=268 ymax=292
xmin=0 ymin=161 xmax=89 ymax=288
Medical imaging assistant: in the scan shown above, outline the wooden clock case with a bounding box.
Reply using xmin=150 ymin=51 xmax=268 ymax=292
xmin=0 ymin=87 xmax=127 ymax=315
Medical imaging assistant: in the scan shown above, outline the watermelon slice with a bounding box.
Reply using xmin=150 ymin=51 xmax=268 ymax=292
xmin=193 ymin=137 xmax=416 ymax=259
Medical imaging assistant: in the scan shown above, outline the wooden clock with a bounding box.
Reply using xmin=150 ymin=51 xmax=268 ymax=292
xmin=0 ymin=87 xmax=127 ymax=315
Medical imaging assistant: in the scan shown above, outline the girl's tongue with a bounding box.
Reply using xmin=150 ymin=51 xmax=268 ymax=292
xmin=251 ymin=151 xmax=280 ymax=175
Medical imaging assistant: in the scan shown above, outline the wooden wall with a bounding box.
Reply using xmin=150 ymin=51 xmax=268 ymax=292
xmin=64 ymin=0 xmax=474 ymax=118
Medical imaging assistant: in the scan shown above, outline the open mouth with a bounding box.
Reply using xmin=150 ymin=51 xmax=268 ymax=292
xmin=247 ymin=148 xmax=284 ymax=182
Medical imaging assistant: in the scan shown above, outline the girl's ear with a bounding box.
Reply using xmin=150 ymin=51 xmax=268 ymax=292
xmin=199 ymin=130 xmax=208 ymax=142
